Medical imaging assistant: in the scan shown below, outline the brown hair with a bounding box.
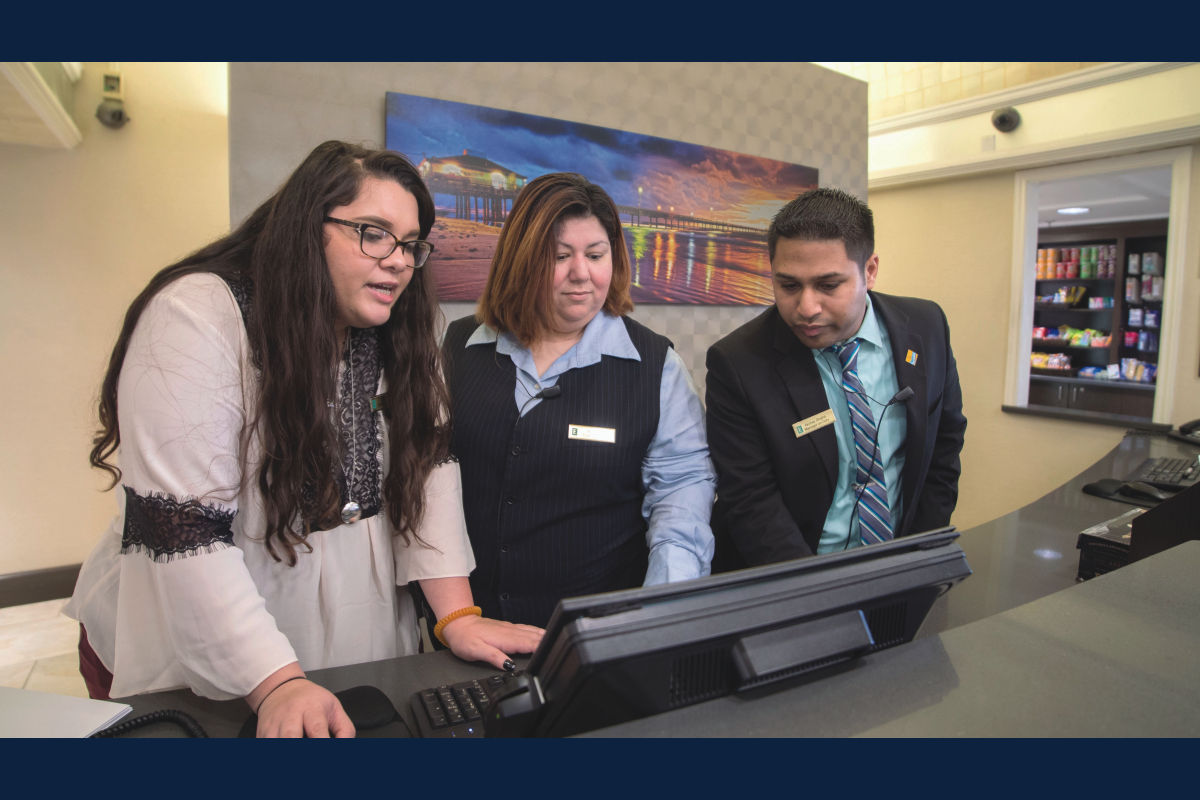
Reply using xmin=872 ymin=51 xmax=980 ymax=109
xmin=477 ymin=172 xmax=633 ymax=345
xmin=90 ymin=141 xmax=447 ymax=564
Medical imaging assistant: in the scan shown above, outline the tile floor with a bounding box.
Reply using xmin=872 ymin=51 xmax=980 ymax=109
xmin=0 ymin=598 xmax=89 ymax=698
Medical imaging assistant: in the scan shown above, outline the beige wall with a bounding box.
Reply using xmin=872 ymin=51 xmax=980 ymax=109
xmin=0 ymin=62 xmax=229 ymax=574
xmin=871 ymin=174 xmax=1129 ymax=529
xmin=1 ymin=62 xmax=1196 ymax=575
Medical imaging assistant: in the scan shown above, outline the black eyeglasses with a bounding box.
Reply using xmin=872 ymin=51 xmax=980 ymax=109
xmin=325 ymin=217 xmax=434 ymax=267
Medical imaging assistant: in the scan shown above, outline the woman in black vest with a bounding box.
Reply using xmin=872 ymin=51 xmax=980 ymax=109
xmin=442 ymin=173 xmax=716 ymax=628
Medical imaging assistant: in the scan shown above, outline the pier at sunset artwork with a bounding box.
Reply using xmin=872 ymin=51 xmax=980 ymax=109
xmin=386 ymin=92 xmax=818 ymax=305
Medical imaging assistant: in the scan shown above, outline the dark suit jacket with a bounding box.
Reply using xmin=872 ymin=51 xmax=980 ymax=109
xmin=705 ymin=291 xmax=966 ymax=569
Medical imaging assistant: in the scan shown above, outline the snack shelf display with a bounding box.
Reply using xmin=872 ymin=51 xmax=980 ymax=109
xmin=1026 ymin=220 xmax=1167 ymax=420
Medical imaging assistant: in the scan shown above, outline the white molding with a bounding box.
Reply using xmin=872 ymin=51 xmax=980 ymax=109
xmin=869 ymin=116 xmax=1200 ymax=190
xmin=0 ymin=62 xmax=82 ymax=149
xmin=1004 ymin=175 xmax=1036 ymax=407
xmin=61 ymin=62 xmax=83 ymax=83
xmin=869 ymin=62 xmax=1190 ymax=136
xmin=1003 ymin=148 xmax=1193 ymax=424
xmin=1152 ymin=148 xmax=1193 ymax=423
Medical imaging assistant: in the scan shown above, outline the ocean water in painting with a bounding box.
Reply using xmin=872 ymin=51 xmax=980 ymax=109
xmin=387 ymin=92 xmax=817 ymax=306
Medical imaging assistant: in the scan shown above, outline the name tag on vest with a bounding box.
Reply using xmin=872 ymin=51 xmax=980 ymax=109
xmin=568 ymin=424 xmax=617 ymax=444
xmin=792 ymin=408 xmax=836 ymax=438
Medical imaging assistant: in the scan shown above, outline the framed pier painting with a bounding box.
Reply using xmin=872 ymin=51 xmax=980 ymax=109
xmin=385 ymin=92 xmax=818 ymax=305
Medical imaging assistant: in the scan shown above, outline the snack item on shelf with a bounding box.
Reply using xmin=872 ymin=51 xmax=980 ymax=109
xmin=1048 ymin=286 xmax=1086 ymax=306
xmin=1128 ymin=307 xmax=1143 ymax=327
xmin=1120 ymin=359 xmax=1157 ymax=383
xmin=1125 ymin=277 xmax=1141 ymax=303
xmin=1035 ymin=325 xmax=1110 ymax=347
xmin=1142 ymin=252 xmax=1161 ymax=275
xmin=1127 ymin=253 xmax=1140 ymax=275
xmin=1031 ymin=352 xmax=1072 ymax=371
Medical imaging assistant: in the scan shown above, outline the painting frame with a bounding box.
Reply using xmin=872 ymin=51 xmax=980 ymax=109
xmin=385 ymin=92 xmax=818 ymax=305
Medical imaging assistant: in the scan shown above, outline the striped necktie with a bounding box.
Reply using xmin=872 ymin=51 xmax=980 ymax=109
xmin=829 ymin=339 xmax=894 ymax=544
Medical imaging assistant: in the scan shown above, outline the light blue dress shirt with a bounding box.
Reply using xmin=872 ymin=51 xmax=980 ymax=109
xmin=464 ymin=312 xmax=716 ymax=583
xmin=810 ymin=296 xmax=907 ymax=553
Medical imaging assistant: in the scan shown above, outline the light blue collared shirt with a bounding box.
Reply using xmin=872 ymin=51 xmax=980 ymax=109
xmin=464 ymin=312 xmax=716 ymax=583
xmin=810 ymin=296 xmax=907 ymax=553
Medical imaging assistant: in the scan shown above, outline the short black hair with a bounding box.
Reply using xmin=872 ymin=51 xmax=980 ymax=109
xmin=767 ymin=187 xmax=875 ymax=268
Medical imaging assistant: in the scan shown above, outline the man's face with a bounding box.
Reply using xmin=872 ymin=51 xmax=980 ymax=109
xmin=771 ymin=237 xmax=878 ymax=350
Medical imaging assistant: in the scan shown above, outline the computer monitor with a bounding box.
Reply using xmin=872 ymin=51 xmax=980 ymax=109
xmin=483 ymin=526 xmax=971 ymax=737
xmin=1130 ymin=480 xmax=1200 ymax=562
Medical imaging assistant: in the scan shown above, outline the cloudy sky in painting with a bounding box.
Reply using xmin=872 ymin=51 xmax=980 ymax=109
xmin=385 ymin=92 xmax=817 ymax=228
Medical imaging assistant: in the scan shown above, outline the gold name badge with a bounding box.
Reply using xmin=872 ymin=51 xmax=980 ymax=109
xmin=568 ymin=424 xmax=617 ymax=444
xmin=792 ymin=408 xmax=836 ymax=438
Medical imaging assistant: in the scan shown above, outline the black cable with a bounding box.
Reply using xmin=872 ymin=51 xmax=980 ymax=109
xmin=90 ymin=709 xmax=209 ymax=738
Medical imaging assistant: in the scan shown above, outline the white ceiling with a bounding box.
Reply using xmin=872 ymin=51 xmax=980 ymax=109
xmin=1036 ymin=166 xmax=1172 ymax=228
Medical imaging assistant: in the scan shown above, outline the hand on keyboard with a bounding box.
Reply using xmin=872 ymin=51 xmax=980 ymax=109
xmin=440 ymin=615 xmax=544 ymax=671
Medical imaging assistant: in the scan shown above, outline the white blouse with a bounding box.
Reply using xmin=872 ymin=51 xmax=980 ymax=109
xmin=65 ymin=273 xmax=475 ymax=701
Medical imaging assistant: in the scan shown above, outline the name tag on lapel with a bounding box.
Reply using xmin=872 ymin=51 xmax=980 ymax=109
xmin=568 ymin=424 xmax=616 ymax=444
xmin=792 ymin=409 xmax=836 ymax=438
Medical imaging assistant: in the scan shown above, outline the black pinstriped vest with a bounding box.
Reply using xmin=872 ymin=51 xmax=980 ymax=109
xmin=443 ymin=315 xmax=669 ymax=628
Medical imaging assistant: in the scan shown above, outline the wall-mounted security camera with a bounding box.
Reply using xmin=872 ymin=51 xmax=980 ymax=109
xmin=95 ymin=67 xmax=129 ymax=129
xmin=95 ymin=98 xmax=130 ymax=129
xmin=991 ymin=106 xmax=1021 ymax=133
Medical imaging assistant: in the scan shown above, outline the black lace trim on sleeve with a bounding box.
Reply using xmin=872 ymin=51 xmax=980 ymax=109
xmin=120 ymin=486 xmax=236 ymax=562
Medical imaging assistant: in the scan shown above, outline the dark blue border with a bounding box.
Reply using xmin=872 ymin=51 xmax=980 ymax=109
xmin=13 ymin=737 xmax=1200 ymax=793
xmin=2 ymin=5 xmax=1185 ymax=60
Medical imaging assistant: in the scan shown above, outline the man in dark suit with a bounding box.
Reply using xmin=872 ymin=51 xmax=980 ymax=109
xmin=705 ymin=188 xmax=966 ymax=569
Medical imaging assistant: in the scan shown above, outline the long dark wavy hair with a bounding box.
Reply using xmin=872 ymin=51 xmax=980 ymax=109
xmin=89 ymin=141 xmax=449 ymax=564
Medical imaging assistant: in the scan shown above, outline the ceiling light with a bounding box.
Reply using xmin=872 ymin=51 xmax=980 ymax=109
xmin=1057 ymin=207 xmax=1090 ymax=215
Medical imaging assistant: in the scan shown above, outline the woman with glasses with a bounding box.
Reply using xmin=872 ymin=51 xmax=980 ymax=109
xmin=66 ymin=141 xmax=542 ymax=737
xmin=442 ymin=172 xmax=716 ymax=629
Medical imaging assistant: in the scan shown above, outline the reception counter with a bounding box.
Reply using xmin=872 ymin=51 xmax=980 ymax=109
xmin=924 ymin=429 xmax=1197 ymax=633
xmin=118 ymin=431 xmax=1200 ymax=737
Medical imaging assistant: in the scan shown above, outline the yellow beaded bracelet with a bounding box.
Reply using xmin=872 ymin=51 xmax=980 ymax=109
xmin=433 ymin=605 xmax=482 ymax=647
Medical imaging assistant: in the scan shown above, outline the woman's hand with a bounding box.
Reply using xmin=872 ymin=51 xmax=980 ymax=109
xmin=440 ymin=614 xmax=544 ymax=671
xmin=247 ymin=667 xmax=355 ymax=738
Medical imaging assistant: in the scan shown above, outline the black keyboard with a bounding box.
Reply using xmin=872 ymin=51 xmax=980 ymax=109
xmin=410 ymin=671 xmax=517 ymax=738
xmin=1128 ymin=456 xmax=1199 ymax=491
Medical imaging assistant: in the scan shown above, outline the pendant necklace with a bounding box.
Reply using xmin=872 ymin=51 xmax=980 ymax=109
xmin=340 ymin=334 xmax=362 ymax=525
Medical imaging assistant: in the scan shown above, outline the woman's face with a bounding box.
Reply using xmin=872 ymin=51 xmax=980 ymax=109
xmin=324 ymin=175 xmax=421 ymax=338
xmin=549 ymin=214 xmax=612 ymax=338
